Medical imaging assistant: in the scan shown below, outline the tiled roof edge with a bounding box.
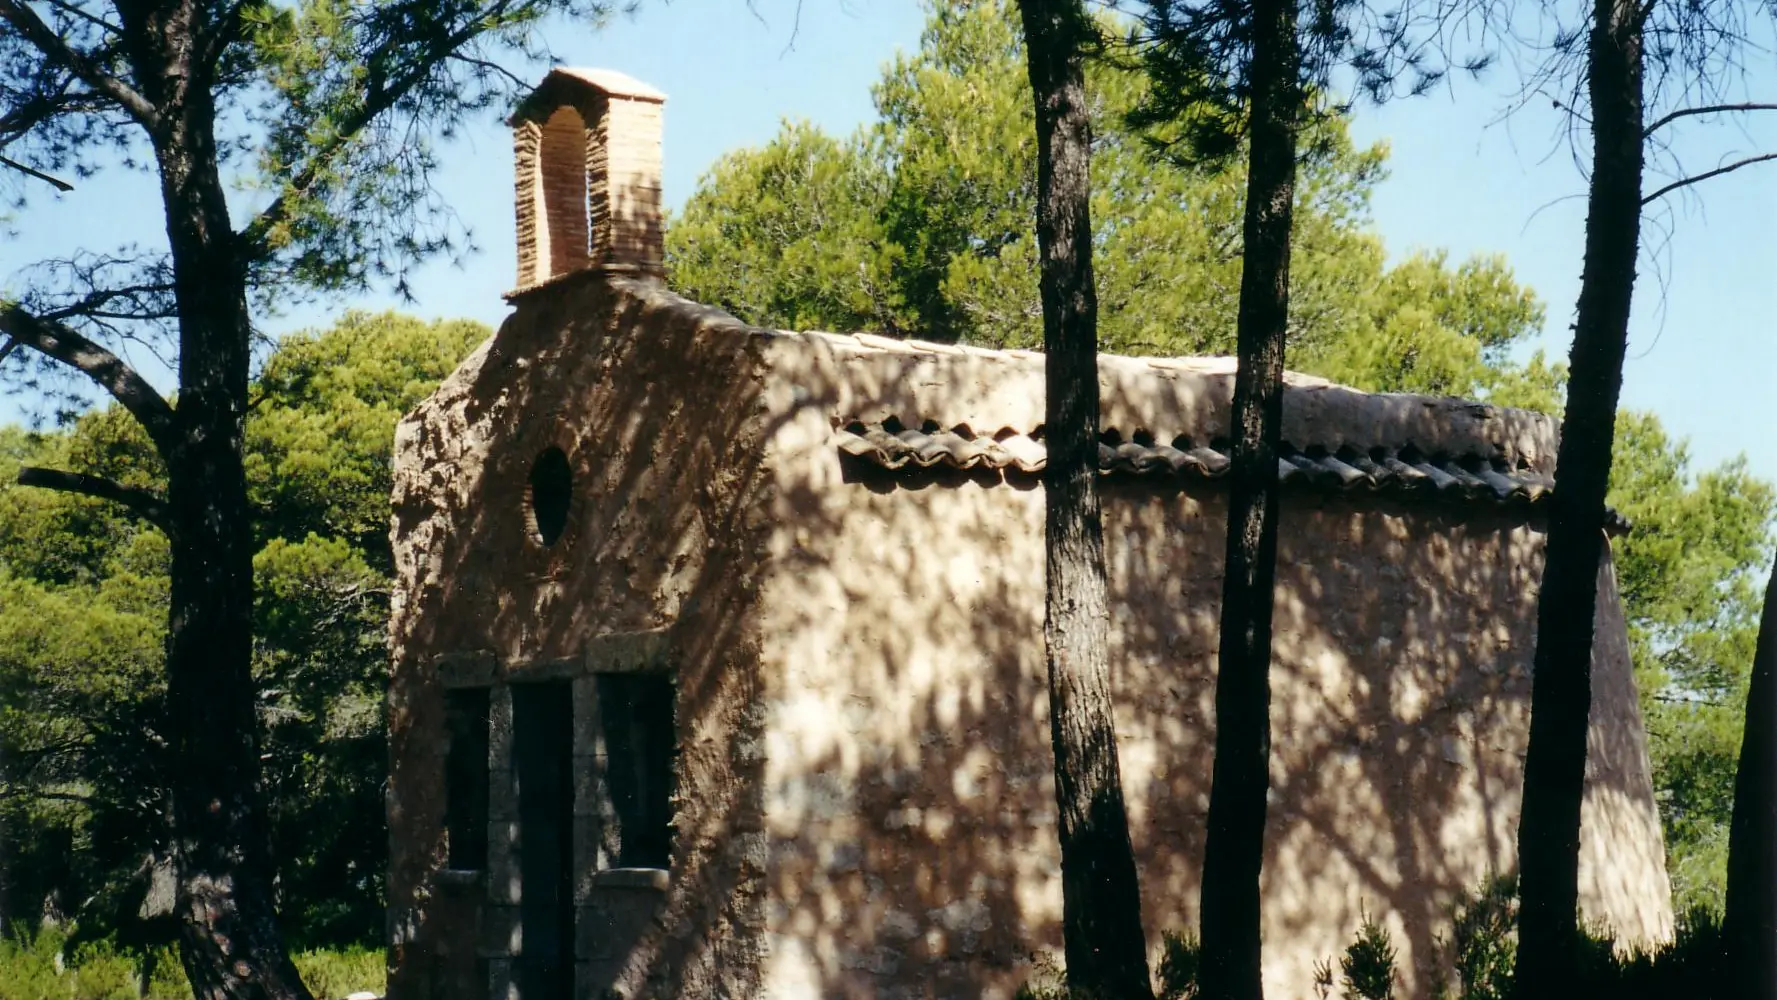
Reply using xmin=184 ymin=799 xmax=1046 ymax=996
xmin=834 ymin=421 xmax=1631 ymax=535
xmin=753 ymin=327 xmax=1557 ymax=474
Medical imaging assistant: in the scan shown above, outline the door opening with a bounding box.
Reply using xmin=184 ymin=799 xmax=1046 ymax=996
xmin=513 ymin=681 xmax=574 ymax=1000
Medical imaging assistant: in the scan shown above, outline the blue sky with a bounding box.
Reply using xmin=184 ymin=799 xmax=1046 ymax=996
xmin=3 ymin=0 xmax=1772 ymax=483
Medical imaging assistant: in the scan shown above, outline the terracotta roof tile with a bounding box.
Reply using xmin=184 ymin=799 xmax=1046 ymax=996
xmin=547 ymin=67 xmax=667 ymax=102
xmin=834 ymin=420 xmax=1630 ymax=534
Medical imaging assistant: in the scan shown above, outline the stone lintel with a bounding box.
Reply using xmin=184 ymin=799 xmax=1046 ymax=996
xmin=436 ymin=649 xmax=497 ymax=688
xmin=592 ymin=867 xmax=670 ymax=892
xmin=585 ymin=628 xmax=672 ymax=674
xmin=436 ymin=868 xmax=484 ymax=891
xmin=497 ymin=628 xmax=674 ymax=685
xmin=503 ymin=655 xmax=582 ymax=684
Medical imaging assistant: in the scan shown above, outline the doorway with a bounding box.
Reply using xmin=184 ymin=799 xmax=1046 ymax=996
xmin=513 ymin=681 xmax=574 ymax=1000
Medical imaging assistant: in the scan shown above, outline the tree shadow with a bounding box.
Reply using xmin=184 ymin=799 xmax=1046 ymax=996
xmin=384 ymin=274 xmax=1671 ymax=1000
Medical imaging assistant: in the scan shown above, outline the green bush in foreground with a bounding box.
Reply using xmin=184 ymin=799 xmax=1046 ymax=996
xmin=1014 ymin=878 xmax=1729 ymax=1000
xmin=0 ymin=928 xmax=384 ymax=1000
xmin=1431 ymin=875 xmax=1728 ymax=1000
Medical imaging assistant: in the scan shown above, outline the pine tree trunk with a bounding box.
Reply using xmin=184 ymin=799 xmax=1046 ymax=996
xmin=146 ymin=23 xmax=314 ymax=1000
xmin=1723 ymin=555 xmax=1777 ymax=996
xmin=1194 ymin=1 xmax=1299 ymax=997
xmin=1017 ymin=2 xmax=1154 ymax=996
xmin=1509 ymin=0 xmax=1643 ymax=991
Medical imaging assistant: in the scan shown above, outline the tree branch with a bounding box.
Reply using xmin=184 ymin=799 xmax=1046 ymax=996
xmin=0 ymin=787 xmax=101 ymax=805
xmin=36 ymin=0 xmax=121 ymax=34
xmin=197 ymin=0 xmax=254 ymax=72
xmin=0 ymin=304 xmax=177 ymax=454
xmin=0 ymin=85 xmax=105 ymax=145
xmin=0 ymin=153 xmax=74 ymax=191
xmin=237 ymin=7 xmax=515 ymax=257
xmin=1642 ymin=151 xmax=1777 ymax=205
xmin=0 ymin=0 xmax=159 ymax=129
xmin=1644 ymin=103 xmax=1777 ymax=136
xmin=447 ymin=52 xmax=528 ymax=90
xmin=40 ymin=281 xmax=177 ymax=321
xmin=16 ymin=466 xmax=176 ymax=537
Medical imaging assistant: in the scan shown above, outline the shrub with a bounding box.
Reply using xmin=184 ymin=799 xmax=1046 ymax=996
xmin=0 ymin=928 xmax=385 ymax=1000
xmin=1578 ymin=905 xmax=1725 ymax=999
xmin=1432 ymin=875 xmax=1729 ymax=1000
xmin=1012 ymin=941 xmax=1201 ymax=1000
xmin=0 ymin=925 xmax=68 ymax=1000
xmin=293 ymin=946 xmax=386 ymax=999
xmin=1156 ymin=930 xmax=1200 ymax=1000
xmin=1314 ymin=915 xmax=1399 ymax=1000
xmin=1434 ymin=874 xmax=1518 ymax=1000
xmin=1339 ymin=915 xmax=1399 ymax=1000
xmin=1013 ymin=952 xmax=1069 ymax=1000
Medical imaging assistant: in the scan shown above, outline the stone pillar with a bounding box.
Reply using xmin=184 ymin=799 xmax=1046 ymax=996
xmin=572 ymin=675 xmax=616 ymax=886
xmin=486 ymin=685 xmax=520 ymax=906
xmin=482 ymin=683 xmax=522 ymax=1000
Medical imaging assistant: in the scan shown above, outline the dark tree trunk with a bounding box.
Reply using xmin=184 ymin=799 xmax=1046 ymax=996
xmin=1017 ymin=2 xmax=1154 ymax=997
xmin=137 ymin=9 xmax=313 ymax=999
xmin=1723 ymin=556 xmax=1777 ymax=997
xmin=1194 ymin=1 xmax=1299 ymax=998
xmin=1509 ymin=0 xmax=1643 ymax=992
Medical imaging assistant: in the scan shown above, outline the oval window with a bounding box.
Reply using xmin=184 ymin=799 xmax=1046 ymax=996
xmin=528 ymin=447 xmax=573 ymax=547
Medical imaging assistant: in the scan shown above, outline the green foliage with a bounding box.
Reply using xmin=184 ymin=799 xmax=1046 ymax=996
xmin=1013 ymin=953 xmax=1071 ymax=1000
xmin=0 ymin=312 xmax=487 ymax=949
xmin=248 ymin=313 xmax=491 ymax=569
xmin=1337 ymin=916 xmax=1399 ymax=1000
xmin=1313 ymin=916 xmax=1400 ymax=1000
xmin=1606 ymin=413 xmax=1777 ymax=912
xmin=663 ymin=121 xmax=894 ymax=334
xmin=290 ymin=947 xmax=387 ymax=1000
xmin=1156 ymin=930 xmax=1201 ymax=999
xmin=671 ymin=3 xmax=1777 ymax=920
xmin=668 ymin=0 xmax=1562 ymax=413
xmin=1431 ymin=877 xmax=1731 ymax=1000
xmin=2 ymin=0 xmax=617 ymax=311
xmin=1014 ymin=932 xmax=1199 ymax=1000
xmin=1432 ymin=875 xmax=1518 ymax=1000
xmin=0 ymin=928 xmax=382 ymax=1000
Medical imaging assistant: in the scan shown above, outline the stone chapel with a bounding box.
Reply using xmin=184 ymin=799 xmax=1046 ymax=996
xmin=385 ymin=68 xmax=1674 ymax=1000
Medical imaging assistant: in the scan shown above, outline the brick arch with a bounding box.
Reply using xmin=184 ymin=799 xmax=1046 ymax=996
xmin=537 ymin=103 xmax=591 ymax=279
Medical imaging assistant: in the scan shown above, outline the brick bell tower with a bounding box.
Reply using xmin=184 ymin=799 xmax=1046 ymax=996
xmin=508 ymin=67 xmax=665 ymax=292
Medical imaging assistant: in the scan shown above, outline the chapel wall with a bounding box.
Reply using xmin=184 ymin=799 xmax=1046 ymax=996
xmin=751 ymin=433 xmax=1672 ymax=1000
xmin=385 ymin=276 xmax=778 ymax=1000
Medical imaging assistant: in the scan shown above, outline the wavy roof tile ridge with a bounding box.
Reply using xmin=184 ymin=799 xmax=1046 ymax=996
xmin=748 ymin=323 xmax=1562 ymax=476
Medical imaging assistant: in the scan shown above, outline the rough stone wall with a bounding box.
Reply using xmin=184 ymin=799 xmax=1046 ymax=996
xmin=750 ymin=337 xmax=1672 ymax=1000
xmin=390 ymin=295 xmax=1672 ymax=999
xmin=386 ymin=275 xmax=777 ymax=1000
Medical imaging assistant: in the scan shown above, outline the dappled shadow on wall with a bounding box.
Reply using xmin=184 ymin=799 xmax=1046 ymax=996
xmin=747 ymin=392 xmax=1664 ymax=999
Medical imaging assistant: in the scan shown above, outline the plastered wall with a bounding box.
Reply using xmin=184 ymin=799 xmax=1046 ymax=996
xmin=752 ymin=338 xmax=1673 ymax=1000
xmin=387 ymin=275 xmax=779 ymax=1000
xmin=390 ymin=283 xmax=1672 ymax=1000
